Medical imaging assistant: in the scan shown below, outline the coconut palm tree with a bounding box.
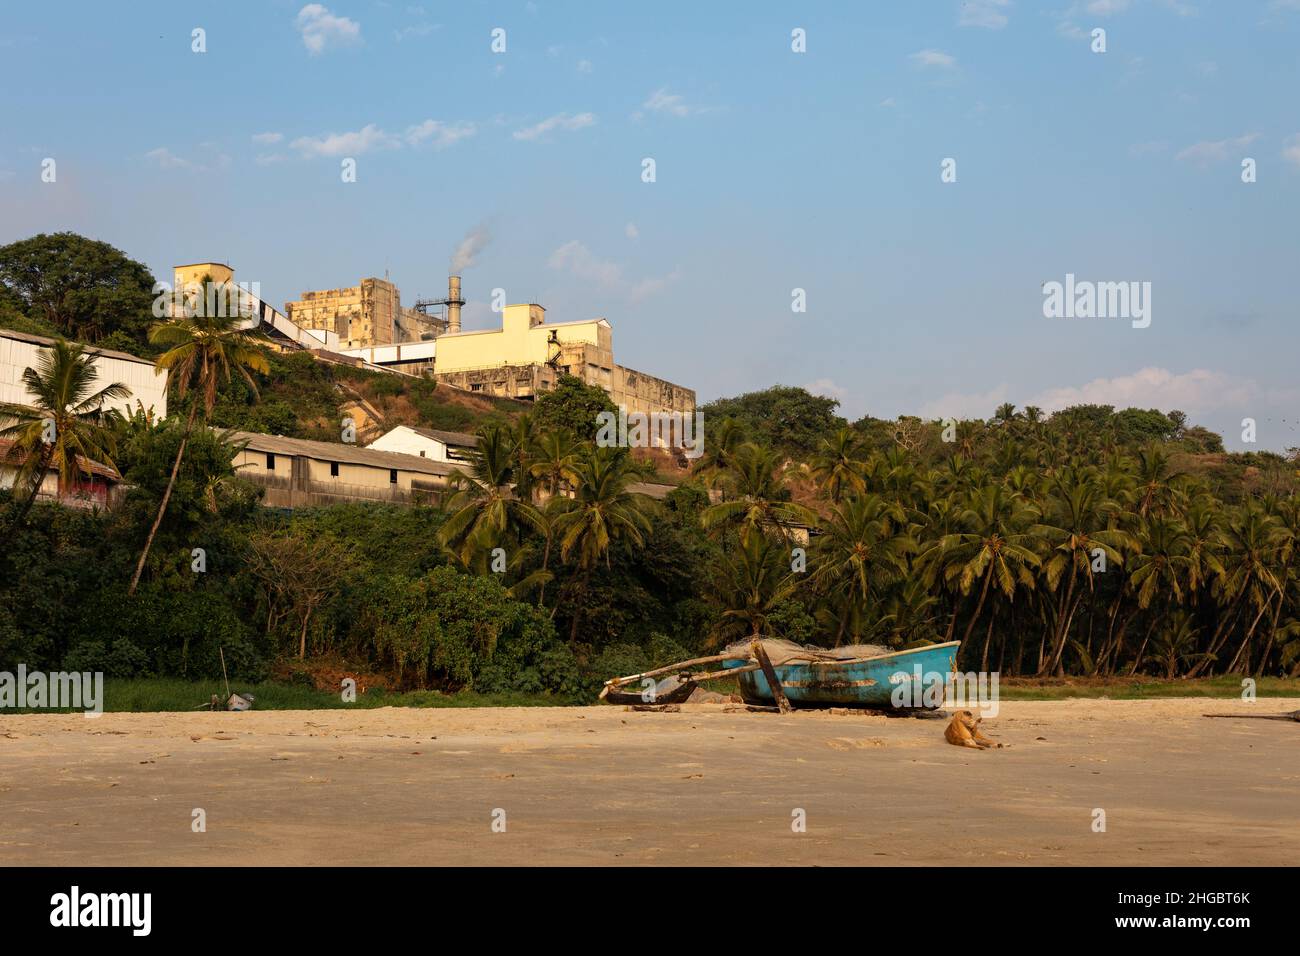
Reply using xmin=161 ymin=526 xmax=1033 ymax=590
xmin=707 ymin=531 xmax=800 ymax=649
xmin=527 ymin=427 xmax=581 ymax=500
xmin=701 ymin=442 xmax=818 ymax=543
xmin=437 ymin=423 xmax=544 ymax=565
xmin=1033 ymin=467 xmax=1132 ymax=675
xmin=919 ymin=484 xmax=1041 ymax=669
xmin=808 ymin=427 xmax=866 ymax=503
xmin=129 ymin=291 xmax=269 ymax=595
xmin=809 ymin=494 xmax=914 ymax=645
xmin=552 ymin=445 xmax=652 ymax=644
xmin=1212 ymin=506 xmax=1287 ymax=675
xmin=691 ymin=416 xmax=746 ymax=488
xmin=0 ymin=338 xmax=129 ymax=521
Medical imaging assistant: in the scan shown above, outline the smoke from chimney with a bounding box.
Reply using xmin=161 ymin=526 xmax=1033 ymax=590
xmin=451 ymin=224 xmax=491 ymax=273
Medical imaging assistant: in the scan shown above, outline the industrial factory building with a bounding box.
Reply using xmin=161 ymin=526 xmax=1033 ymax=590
xmin=284 ymin=277 xmax=444 ymax=349
xmin=0 ymin=328 xmax=168 ymax=420
xmin=230 ymin=430 xmax=456 ymax=509
xmin=173 ymin=262 xmax=695 ymax=418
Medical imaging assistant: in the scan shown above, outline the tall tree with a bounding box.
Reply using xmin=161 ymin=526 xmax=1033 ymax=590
xmin=0 ymin=232 xmax=156 ymax=343
xmin=0 ymin=338 xmax=129 ymax=521
xmin=552 ymin=446 xmax=652 ymax=645
xmin=129 ymin=292 xmax=269 ymax=594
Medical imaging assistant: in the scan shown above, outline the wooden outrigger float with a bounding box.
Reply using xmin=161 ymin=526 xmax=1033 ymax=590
xmin=601 ymin=639 xmax=961 ymax=714
xmin=598 ymin=650 xmax=763 ymax=706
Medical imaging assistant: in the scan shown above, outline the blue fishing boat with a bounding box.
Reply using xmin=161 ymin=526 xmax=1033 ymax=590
xmin=722 ymin=640 xmax=960 ymax=709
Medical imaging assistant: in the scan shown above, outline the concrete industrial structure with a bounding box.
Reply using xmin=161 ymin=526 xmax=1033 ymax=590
xmin=230 ymin=431 xmax=457 ymax=509
xmin=173 ymin=263 xmax=695 ymax=418
xmin=0 ymin=328 xmax=168 ymax=420
xmin=285 ymin=277 xmax=444 ymax=350
xmin=430 ymin=301 xmax=695 ymax=416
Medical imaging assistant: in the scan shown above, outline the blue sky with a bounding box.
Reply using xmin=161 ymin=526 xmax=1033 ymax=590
xmin=2 ymin=0 xmax=1299 ymax=449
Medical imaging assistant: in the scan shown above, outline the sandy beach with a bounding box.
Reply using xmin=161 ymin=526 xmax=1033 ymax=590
xmin=2 ymin=697 xmax=1297 ymax=866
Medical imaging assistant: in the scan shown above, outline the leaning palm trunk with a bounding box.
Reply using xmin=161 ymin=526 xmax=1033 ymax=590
xmin=1224 ymin=595 xmax=1275 ymax=675
xmin=1255 ymin=589 xmax=1287 ymax=677
xmin=962 ymin=565 xmax=994 ymax=652
xmin=1039 ymin=566 xmax=1076 ymax=675
xmin=1189 ymin=594 xmax=1245 ymax=677
xmin=6 ymin=444 xmax=54 ymax=528
xmin=128 ymin=402 xmax=198 ymax=596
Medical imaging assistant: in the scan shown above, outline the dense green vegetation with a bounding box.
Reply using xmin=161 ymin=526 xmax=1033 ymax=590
xmin=4 ymin=233 xmax=1300 ymax=709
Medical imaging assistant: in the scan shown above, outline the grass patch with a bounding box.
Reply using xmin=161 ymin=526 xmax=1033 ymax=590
xmin=4 ymin=678 xmax=570 ymax=714
xmin=996 ymin=676 xmax=1300 ymax=701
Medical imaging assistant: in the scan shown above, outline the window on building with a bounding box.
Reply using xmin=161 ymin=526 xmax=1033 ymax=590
xmin=389 ymin=469 xmax=398 ymax=484
xmin=330 ymin=461 xmax=339 ymax=478
xmin=265 ymin=453 xmax=276 ymax=470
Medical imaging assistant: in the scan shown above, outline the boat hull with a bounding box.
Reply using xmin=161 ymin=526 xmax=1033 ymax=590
xmin=723 ymin=642 xmax=959 ymax=709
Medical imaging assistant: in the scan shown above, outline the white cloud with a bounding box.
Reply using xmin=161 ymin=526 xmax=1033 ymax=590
xmin=547 ymin=240 xmax=623 ymax=287
xmin=405 ymin=119 xmax=476 ymax=149
xmin=296 ymin=4 xmax=361 ymax=55
xmin=1283 ymin=134 xmax=1300 ymax=167
xmin=577 ymin=59 xmax=593 ymax=73
xmin=959 ymin=0 xmax=1011 ymax=29
xmin=286 ymin=119 xmax=473 ymax=159
xmin=1086 ymin=0 xmax=1131 ymax=13
xmin=145 ymin=147 xmax=192 ymax=169
xmin=879 ymin=97 xmax=897 ymax=108
xmin=625 ymin=222 xmax=639 ymax=240
xmin=1029 ymin=367 xmax=1255 ymax=414
xmin=629 ymin=269 xmax=681 ymax=302
xmin=917 ymin=367 xmax=1262 ymax=421
xmin=1175 ymin=133 xmax=1259 ymax=165
xmin=643 ymin=87 xmax=693 ymax=117
xmin=918 ymin=384 xmax=1012 ymax=421
xmin=252 ymin=132 xmax=283 ymax=145
xmin=547 ymin=240 xmax=679 ymax=301
xmin=804 ymin=378 xmax=849 ymax=402
xmin=145 ymin=147 xmax=230 ymax=172
xmin=910 ymin=49 xmax=957 ymax=69
xmin=290 ymin=123 xmax=398 ymax=158
xmin=513 ymin=112 xmax=596 ymax=141
xmin=394 ymin=22 xmax=436 ymax=42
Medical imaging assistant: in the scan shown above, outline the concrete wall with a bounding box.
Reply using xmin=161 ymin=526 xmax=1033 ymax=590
xmin=0 ymin=332 xmax=167 ymax=419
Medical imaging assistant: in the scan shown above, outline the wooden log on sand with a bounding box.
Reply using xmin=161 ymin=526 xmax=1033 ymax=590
xmin=1203 ymin=710 xmax=1300 ymax=722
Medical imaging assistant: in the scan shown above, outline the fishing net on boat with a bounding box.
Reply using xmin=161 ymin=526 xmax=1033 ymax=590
xmin=724 ymin=638 xmax=891 ymax=665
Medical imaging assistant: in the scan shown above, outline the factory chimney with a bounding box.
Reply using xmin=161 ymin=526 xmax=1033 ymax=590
xmin=446 ymin=275 xmax=464 ymax=333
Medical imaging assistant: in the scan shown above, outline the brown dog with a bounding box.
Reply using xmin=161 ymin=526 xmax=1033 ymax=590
xmin=944 ymin=710 xmax=1003 ymax=750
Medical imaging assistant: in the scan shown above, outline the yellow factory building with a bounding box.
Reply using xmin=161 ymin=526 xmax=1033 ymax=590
xmin=168 ymin=262 xmax=694 ymax=417
xmin=432 ymin=302 xmax=695 ymax=416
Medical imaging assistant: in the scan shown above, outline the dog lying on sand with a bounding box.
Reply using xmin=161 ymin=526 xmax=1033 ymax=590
xmin=944 ymin=710 xmax=1003 ymax=749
